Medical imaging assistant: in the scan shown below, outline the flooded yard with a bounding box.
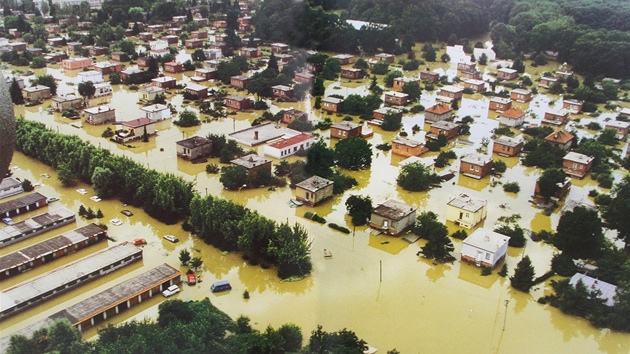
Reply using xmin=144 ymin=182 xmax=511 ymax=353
xmin=1 ymin=57 xmax=629 ymax=353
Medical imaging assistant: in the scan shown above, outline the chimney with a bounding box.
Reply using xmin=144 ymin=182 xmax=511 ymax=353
xmin=254 ymin=131 xmax=258 ymax=140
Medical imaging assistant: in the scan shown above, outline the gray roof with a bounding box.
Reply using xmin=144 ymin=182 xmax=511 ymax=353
xmin=176 ymin=136 xmax=211 ymax=149
xmin=0 ymin=192 xmax=47 ymax=214
xmin=461 ymin=153 xmax=493 ymax=166
xmin=431 ymin=121 xmax=459 ymax=130
xmin=231 ymin=154 xmax=271 ymax=169
xmin=447 ymin=193 xmax=487 ymax=213
xmin=331 ymin=121 xmax=361 ymax=130
xmin=0 ymin=243 xmax=141 ymax=313
xmin=54 ymin=263 xmax=180 ymax=323
xmin=463 ymin=228 xmax=510 ymax=253
xmin=295 ymin=176 xmax=333 ymax=192
xmin=569 ymin=273 xmax=617 ymax=306
xmin=563 ymin=152 xmax=594 ymax=164
xmin=493 ymin=136 xmax=521 ymax=148
xmin=0 ymin=208 xmax=75 ymax=244
xmin=0 ymin=224 xmax=106 ymax=273
xmin=391 ymin=137 xmax=423 ymax=147
xmin=0 ymin=177 xmax=21 ymax=192
xmin=372 ymin=199 xmax=416 ymax=221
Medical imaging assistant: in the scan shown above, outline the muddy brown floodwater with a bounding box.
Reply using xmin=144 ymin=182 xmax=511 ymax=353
xmin=1 ymin=58 xmax=629 ymax=353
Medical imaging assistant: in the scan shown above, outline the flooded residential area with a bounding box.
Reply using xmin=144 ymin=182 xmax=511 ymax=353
xmin=1 ymin=1 xmax=630 ymax=353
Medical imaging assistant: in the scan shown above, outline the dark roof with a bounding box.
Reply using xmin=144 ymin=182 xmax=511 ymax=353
xmin=372 ymin=200 xmax=417 ymax=221
xmin=0 ymin=192 xmax=47 ymax=214
xmin=176 ymin=136 xmax=211 ymax=149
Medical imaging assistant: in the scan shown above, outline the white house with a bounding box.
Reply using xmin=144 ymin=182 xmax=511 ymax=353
xmin=149 ymin=39 xmax=169 ymax=51
xmin=264 ymin=133 xmax=315 ymax=159
xmin=446 ymin=45 xmax=470 ymax=64
xmin=93 ymin=83 xmax=112 ymax=97
xmin=446 ymin=193 xmax=487 ymax=229
xmin=460 ymin=228 xmax=510 ymax=268
xmin=77 ymin=70 xmax=103 ymax=84
xmin=203 ymin=48 xmax=223 ymax=60
xmin=140 ymin=104 xmax=171 ymax=121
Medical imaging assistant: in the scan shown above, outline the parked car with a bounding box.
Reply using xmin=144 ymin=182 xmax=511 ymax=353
xmin=132 ymin=238 xmax=147 ymax=246
xmin=109 ymin=218 xmax=123 ymax=226
xmin=121 ymin=209 xmax=133 ymax=216
xmin=2 ymin=217 xmax=14 ymax=225
xmin=210 ymin=280 xmax=232 ymax=293
xmin=163 ymin=235 xmax=179 ymax=243
xmin=90 ymin=196 xmax=102 ymax=202
xmin=162 ymin=284 xmax=180 ymax=297
xmin=76 ymin=188 xmax=87 ymax=194
xmin=187 ymin=273 xmax=197 ymax=285
xmin=46 ymin=197 xmax=60 ymax=203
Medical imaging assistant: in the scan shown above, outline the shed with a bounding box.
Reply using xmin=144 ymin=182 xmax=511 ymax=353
xmin=295 ymin=176 xmax=334 ymax=206
xmin=369 ymin=200 xmax=417 ymax=236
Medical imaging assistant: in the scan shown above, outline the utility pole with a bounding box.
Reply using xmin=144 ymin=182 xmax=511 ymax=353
xmin=503 ymin=299 xmax=509 ymax=331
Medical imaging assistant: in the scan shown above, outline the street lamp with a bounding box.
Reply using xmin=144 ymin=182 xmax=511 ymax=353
xmin=238 ymin=184 xmax=247 ymax=204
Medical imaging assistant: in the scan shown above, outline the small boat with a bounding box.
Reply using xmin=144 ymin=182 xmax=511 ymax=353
xmin=121 ymin=210 xmax=133 ymax=216
xmin=290 ymin=198 xmax=304 ymax=206
xmin=324 ymin=249 xmax=333 ymax=258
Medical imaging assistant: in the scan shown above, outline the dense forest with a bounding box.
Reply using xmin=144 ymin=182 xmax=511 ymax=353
xmin=253 ymin=0 xmax=630 ymax=78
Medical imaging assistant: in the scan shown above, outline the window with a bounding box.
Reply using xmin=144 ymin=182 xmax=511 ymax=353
xmin=475 ymin=166 xmax=479 ymax=172
xmin=470 ymin=165 xmax=474 ymax=170
xmin=485 ymin=253 xmax=490 ymax=260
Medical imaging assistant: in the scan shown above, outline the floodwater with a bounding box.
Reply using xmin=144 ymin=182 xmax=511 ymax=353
xmin=1 ymin=54 xmax=629 ymax=353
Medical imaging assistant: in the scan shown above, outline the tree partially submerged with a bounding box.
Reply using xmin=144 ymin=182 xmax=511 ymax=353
xmin=397 ymin=162 xmax=442 ymax=191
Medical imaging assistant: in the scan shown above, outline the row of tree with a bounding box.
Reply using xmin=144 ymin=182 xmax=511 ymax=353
xmin=7 ymin=298 xmax=381 ymax=354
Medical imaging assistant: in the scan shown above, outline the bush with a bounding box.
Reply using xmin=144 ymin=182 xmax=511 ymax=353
xmin=503 ymin=182 xmax=520 ymax=193
xmin=493 ymin=160 xmax=507 ymax=173
xmin=587 ymin=122 xmax=602 ymax=130
xmin=594 ymin=193 xmax=612 ymax=206
xmin=206 ymin=164 xmax=219 ymax=173
xmin=551 ymin=252 xmax=577 ymax=276
xmin=451 ymin=229 xmax=468 ymax=240
xmin=328 ymin=223 xmax=351 ymax=234
xmin=376 ymin=143 xmax=391 ymax=151
xmin=304 ymin=212 xmax=326 ymax=224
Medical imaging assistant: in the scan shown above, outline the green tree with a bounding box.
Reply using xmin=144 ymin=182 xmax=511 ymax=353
xmin=9 ymin=78 xmax=24 ymax=105
xmin=494 ymin=224 xmax=526 ymax=248
xmin=30 ymin=56 xmax=46 ymax=69
xmin=77 ymin=81 xmax=96 ymax=106
xmin=381 ymin=111 xmax=402 ymax=131
xmin=312 ymin=75 xmax=325 ymax=96
xmin=597 ymin=129 xmax=618 ymax=146
xmin=179 ymin=249 xmax=191 ymax=266
xmin=603 ymin=176 xmax=630 ymax=250
xmin=422 ymin=46 xmax=436 ymax=62
xmin=537 ymin=168 xmax=566 ymax=201
xmin=157 ymin=299 xmax=195 ymax=328
xmin=510 ymin=255 xmax=535 ymax=292
xmin=91 ymin=167 xmax=116 ymax=198
xmin=267 ymin=222 xmax=312 ymax=278
xmin=238 ymin=211 xmax=276 ymax=259
xmin=322 ymin=58 xmax=341 ymax=80
xmin=371 ymin=61 xmax=389 ymax=75
xmin=219 ymin=165 xmax=248 ymax=190
xmin=478 ymin=53 xmax=488 ymax=65
xmin=554 ymin=206 xmax=605 ymax=259
xmin=33 ymin=74 xmax=57 ymax=95
xmin=278 ymin=323 xmax=303 ymax=353
xmin=417 ymin=214 xmax=455 ymax=262
xmin=397 ymin=162 xmax=442 ymax=191
xmin=402 ymin=81 xmax=422 ymax=102
xmin=174 ymin=109 xmax=200 ymax=127
xmin=308 ymin=325 xmax=367 ymax=354
xmin=384 ymin=70 xmax=403 ymax=88
xmin=334 ymin=137 xmax=372 ymax=170
xmin=57 ymin=161 xmax=77 ymax=186
xmin=189 ymin=257 xmax=203 ymax=271
xmin=345 ymin=195 xmax=373 ymax=226
xmin=306 ymin=140 xmax=334 ymax=177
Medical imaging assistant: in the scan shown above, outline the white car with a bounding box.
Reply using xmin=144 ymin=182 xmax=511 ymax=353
xmin=76 ymin=188 xmax=87 ymax=195
xmin=162 ymin=284 xmax=180 ymax=297
xmin=90 ymin=196 xmax=102 ymax=202
xmin=163 ymin=235 xmax=179 ymax=243
xmin=109 ymin=218 xmax=123 ymax=226
xmin=47 ymin=197 xmax=60 ymax=203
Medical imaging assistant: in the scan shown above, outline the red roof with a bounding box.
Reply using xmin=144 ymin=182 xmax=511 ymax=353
xmin=426 ymin=103 xmax=452 ymax=114
xmin=122 ymin=117 xmax=155 ymax=128
xmin=501 ymin=108 xmax=525 ymax=119
xmin=268 ymin=134 xmax=313 ymax=148
xmin=545 ymin=130 xmax=574 ymax=144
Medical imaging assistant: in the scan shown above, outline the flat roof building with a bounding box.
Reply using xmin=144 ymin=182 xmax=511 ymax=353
xmin=0 ymin=208 xmax=76 ymax=248
xmin=0 ymin=242 xmax=142 ymax=320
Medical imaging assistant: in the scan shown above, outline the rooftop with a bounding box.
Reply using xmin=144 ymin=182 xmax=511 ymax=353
xmin=569 ymin=273 xmax=617 ymax=307
xmin=331 ymin=121 xmax=361 ymax=130
xmin=0 ymin=243 xmax=141 ymax=313
xmin=121 ymin=117 xmax=155 ymax=128
xmin=268 ymin=133 xmax=313 ymax=149
xmin=231 ymin=154 xmax=272 ymax=169
xmin=140 ymin=104 xmax=169 ymax=113
xmin=501 ymin=107 xmax=525 ymax=119
xmin=493 ymin=136 xmax=522 ymax=148
xmin=83 ymin=105 xmax=113 ymax=115
xmin=461 ymin=153 xmax=493 ymax=166
xmin=545 ymin=130 xmax=574 ymax=144
xmin=295 ymin=175 xmax=333 ymax=192
xmin=391 ymin=137 xmax=423 ymax=147
xmin=563 ymin=152 xmax=594 ymax=164
xmin=463 ymin=228 xmax=510 ymax=253
xmin=176 ymin=136 xmax=211 ymax=149
xmin=447 ymin=193 xmax=487 ymax=213
xmin=372 ymin=199 xmax=416 ymax=221
xmin=431 ymin=121 xmax=459 ymax=130
xmin=0 ymin=192 xmax=47 ymax=215
xmin=426 ymin=103 xmax=453 ymax=114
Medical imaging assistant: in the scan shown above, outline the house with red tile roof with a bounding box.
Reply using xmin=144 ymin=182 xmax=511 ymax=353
xmin=424 ymin=102 xmax=453 ymax=123
xmin=499 ymin=107 xmax=526 ymax=127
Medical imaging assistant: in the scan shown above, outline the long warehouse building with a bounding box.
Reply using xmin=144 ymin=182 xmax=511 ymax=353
xmin=0 ymin=242 xmax=142 ymax=320
xmin=0 ymin=223 xmax=108 ymax=280
xmin=0 ymin=207 xmax=76 ymax=248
